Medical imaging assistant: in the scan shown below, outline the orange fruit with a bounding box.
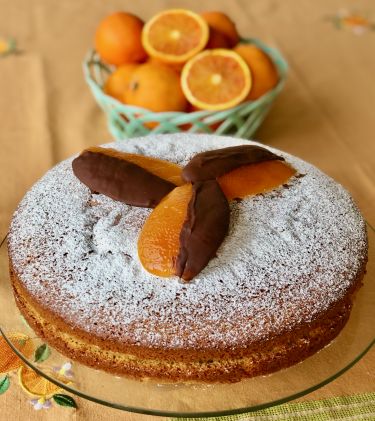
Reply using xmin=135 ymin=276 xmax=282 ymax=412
xmin=0 ymin=333 xmax=34 ymax=374
xmin=218 ymin=161 xmax=296 ymax=200
xmin=147 ymin=56 xmax=185 ymax=74
xmin=124 ymin=62 xmax=188 ymax=112
xmin=104 ymin=64 xmax=139 ymax=101
xmin=206 ymin=28 xmax=231 ymax=49
xmin=201 ymin=11 xmax=239 ymax=48
xmin=138 ymin=183 xmax=192 ymax=277
xmin=95 ymin=12 xmax=147 ymax=66
xmin=18 ymin=365 xmax=69 ymax=398
xmin=142 ymin=9 xmax=209 ymax=64
xmin=181 ymin=49 xmax=251 ymax=111
xmin=234 ymin=44 xmax=279 ymax=100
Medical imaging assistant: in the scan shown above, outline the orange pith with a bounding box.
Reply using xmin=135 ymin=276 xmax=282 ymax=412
xmin=0 ymin=333 xmax=34 ymax=374
xmin=142 ymin=9 xmax=209 ymax=64
xmin=218 ymin=160 xmax=296 ymax=200
xmin=138 ymin=161 xmax=296 ymax=278
xmin=138 ymin=183 xmax=192 ymax=277
xmin=181 ymin=49 xmax=251 ymax=111
xmin=86 ymin=147 xmax=183 ymax=186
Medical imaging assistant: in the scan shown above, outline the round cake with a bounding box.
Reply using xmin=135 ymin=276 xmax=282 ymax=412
xmin=8 ymin=134 xmax=368 ymax=382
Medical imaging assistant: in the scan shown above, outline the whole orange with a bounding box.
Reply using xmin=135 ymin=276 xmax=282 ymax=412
xmin=124 ymin=62 xmax=188 ymax=112
xmin=104 ymin=64 xmax=139 ymax=101
xmin=206 ymin=28 xmax=231 ymax=49
xmin=201 ymin=11 xmax=239 ymax=48
xmin=234 ymin=44 xmax=278 ymax=100
xmin=95 ymin=12 xmax=147 ymax=66
xmin=147 ymin=56 xmax=184 ymax=74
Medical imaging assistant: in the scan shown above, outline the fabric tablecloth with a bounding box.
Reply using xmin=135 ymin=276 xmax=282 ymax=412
xmin=0 ymin=0 xmax=374 ymax=419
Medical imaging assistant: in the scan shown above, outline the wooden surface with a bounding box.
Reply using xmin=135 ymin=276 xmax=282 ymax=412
xmin=0 ymin=0 xmax=374 ymax=419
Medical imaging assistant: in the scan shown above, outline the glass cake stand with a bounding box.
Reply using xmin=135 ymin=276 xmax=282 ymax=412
xmin=0 ymin=225 xmax=374 ymax=417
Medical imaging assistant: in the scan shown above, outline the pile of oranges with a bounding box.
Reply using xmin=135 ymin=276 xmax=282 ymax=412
xmin=95 ymin=9 xmax=279 ymax=114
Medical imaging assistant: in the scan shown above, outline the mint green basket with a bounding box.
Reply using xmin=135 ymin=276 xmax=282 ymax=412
xmin=83 ymin=38 xmax=288 ymax=140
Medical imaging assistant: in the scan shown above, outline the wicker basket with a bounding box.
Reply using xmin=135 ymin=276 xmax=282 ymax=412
xmin=83 ymin=38 xmax=288 ymax=140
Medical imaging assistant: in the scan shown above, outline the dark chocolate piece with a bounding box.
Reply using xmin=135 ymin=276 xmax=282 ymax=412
xmin=182 ymin=145 xmax=283 ymax=182
xmin=72 ymin=148 xmax=175 ymax=208
xmin=176 ymin=180 xmax=230 ymax=281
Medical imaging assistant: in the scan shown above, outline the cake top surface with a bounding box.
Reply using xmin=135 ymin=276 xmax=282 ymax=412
xmin=8 ymin=134 xmax=367 ymax=349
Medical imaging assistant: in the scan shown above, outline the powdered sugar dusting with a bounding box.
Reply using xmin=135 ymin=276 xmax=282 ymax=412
xmin=8 ymin=134 xmax=367 ymax=349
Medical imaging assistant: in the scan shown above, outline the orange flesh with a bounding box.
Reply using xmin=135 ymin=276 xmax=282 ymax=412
xmin=147 ymin=14 xmax=204 ymax=55
xmin=138 ymin=184 xmax=192 ymax=277
xmin=218 ymin=160 xmax=296 ymax=200
xmin=86 ymin=147 xmax=183 ymax=186
xmin=138 ymin=161 xmax=296 ymax=278
xmin=186 ymin=55 xmax=247 ymax=104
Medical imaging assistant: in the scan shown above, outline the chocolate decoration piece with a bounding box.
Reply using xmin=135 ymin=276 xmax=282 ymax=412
xmin=176 ymin=180 xmax=230 ymax=281
xmin=182 ymin=145 xmax=283 ymax=182
xmin=72 ymin=147 xmax=176 ymax=208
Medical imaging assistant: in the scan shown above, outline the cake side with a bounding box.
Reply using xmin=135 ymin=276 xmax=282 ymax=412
xmin=11 ymin=259 xmax=365 ymax=382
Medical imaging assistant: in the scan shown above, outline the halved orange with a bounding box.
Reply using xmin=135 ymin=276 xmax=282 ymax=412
xmin=181 ymin=49 xmax=252 ymax=111
xmin=142 ymin=9 xmax=209 ymax=64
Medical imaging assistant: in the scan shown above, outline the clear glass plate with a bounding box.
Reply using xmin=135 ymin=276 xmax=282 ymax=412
xmin=0 ymin=225 xmax=374 ymax=417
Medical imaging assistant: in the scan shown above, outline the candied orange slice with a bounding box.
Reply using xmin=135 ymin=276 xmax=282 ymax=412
xmin=218 ymin=160 xmax=296 ymax=200
xmin=138 ymin=184 xmax=192 ymax=277
xmin=85 ymin=147 xmax=183 ymax=186
xmin=142 ymin=9 xmax=209 ymax=64
xmin=0 ymin=333 xmax=34 ymax=375
xmin=181 ymin=49 xmax=251 ymax=111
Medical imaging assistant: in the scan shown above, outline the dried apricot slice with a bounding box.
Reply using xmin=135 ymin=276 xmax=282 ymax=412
xmin=218 ymin=160 xmax=296 ymax=200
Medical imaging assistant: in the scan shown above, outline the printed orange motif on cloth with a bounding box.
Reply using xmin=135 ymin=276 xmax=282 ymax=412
xmin=0 ymin=333 xmax=33 ymax=374
xmin=0 ymin=331 xmax=77 ymax=410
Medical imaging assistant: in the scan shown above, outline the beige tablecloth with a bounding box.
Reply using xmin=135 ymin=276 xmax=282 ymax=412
xmin=0 ymin=0 xmax=374 ymax=419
